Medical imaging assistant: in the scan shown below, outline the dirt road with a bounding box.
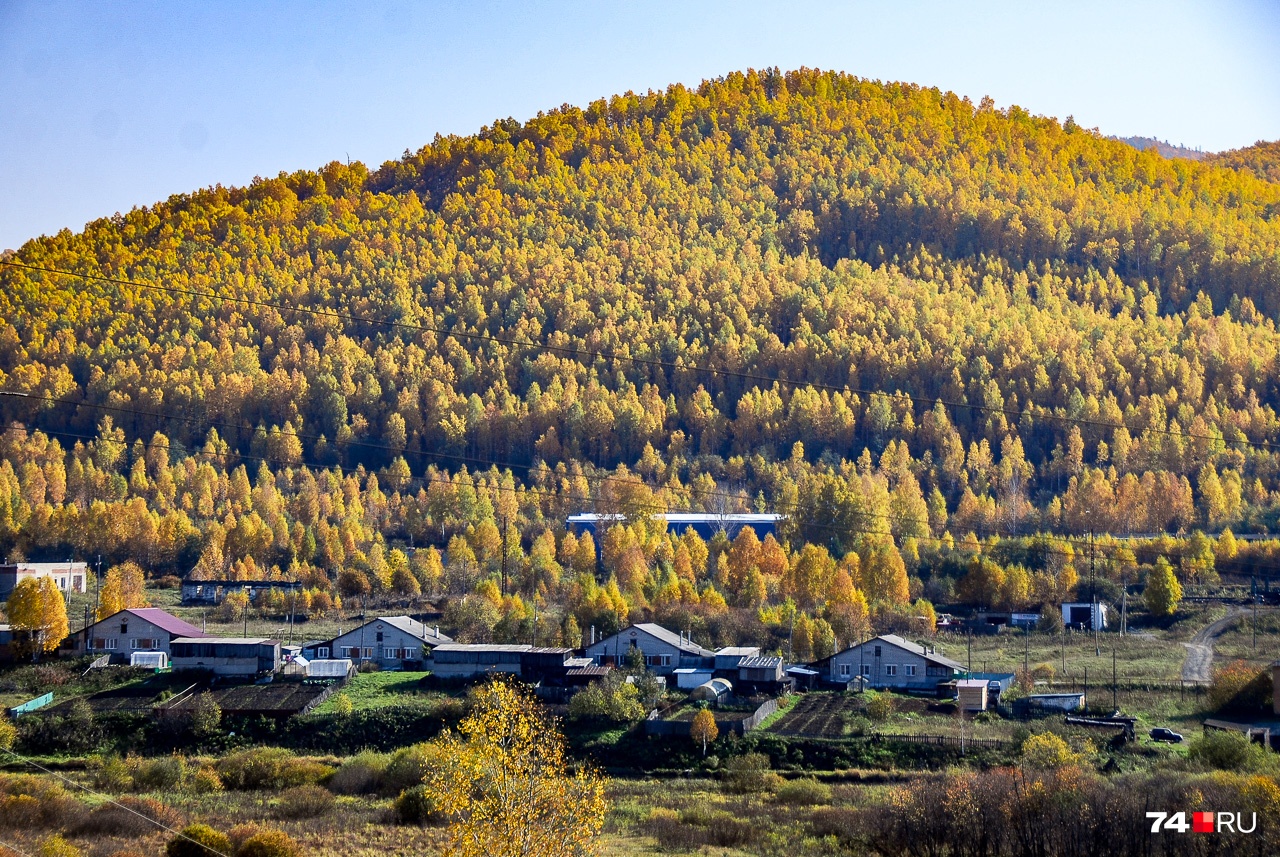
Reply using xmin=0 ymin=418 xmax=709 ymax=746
xmin=1180 ymin=608 xmax=1247 ymax=684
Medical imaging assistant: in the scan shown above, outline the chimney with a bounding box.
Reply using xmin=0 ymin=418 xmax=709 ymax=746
xmin=590 ymin=625 xmax=596 ymax=646
xmin=434 ymin=625 xmax=439 ymax=638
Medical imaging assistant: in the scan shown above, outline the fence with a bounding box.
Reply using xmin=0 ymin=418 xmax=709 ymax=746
xmin=870 ymin=731 xmax=1014 ymax=751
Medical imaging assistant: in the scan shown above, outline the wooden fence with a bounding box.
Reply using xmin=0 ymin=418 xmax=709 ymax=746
xmin=869 ymin=732 xmax=1014 ymax=751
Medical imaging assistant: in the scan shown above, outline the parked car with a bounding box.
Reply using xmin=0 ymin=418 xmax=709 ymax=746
xmin=1149 ymin=727 xmax=1184 ymax=743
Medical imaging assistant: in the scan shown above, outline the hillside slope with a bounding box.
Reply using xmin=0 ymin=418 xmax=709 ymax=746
xmin=1 ymin=68 xmax=1279 ymax=585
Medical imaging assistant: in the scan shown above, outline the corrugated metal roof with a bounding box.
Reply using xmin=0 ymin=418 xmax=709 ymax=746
xmin=738 ymin=656 xmax=783 ymax=670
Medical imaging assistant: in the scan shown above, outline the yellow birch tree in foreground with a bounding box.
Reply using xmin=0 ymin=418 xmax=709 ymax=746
xmin=427 ymin=678 xmax=608 ymax=857
xmin=690 ymin=708 xmax=718 ymax=756
xmin=6 ymin=576 xmax=69 ymax=656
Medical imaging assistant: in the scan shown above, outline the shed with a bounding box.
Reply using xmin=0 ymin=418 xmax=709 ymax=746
xmin=129 ymin=651 xmax=168 ymax=670
xmin=308 ymin=658 xmax=354 ymax=679
xmin=689 ymin=678 xmax=733 ymax=702
xmin=674 ymin=668 xmax=714 ymax=690
xmin=956 ymin=679 xmax=989 ymax=712
xmin=715 ymin=647 xmax=760 ymax=671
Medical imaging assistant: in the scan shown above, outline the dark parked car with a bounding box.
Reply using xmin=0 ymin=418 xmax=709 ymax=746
xmin=1149 ymin=728 xmax=1184 ymax=743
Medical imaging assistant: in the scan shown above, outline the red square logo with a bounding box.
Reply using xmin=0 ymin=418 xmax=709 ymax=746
xmin=1193 ymin=812 xmax=1215 ymax=833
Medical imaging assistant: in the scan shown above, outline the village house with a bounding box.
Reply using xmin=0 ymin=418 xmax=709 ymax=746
xmin=324 ymin=615 xmax=452 ymax=669
xmin=77 ymin=608 xmax=207 ymax=664
xmin=585 ymin=623 xmax=715 ymax=676
xmin=0 ymin=561 xmax=88 ymax=600
xmin=822 ymin=634 xmax=964 ymax=690
xmin=170 ymin=637 xmax=281 ymax=676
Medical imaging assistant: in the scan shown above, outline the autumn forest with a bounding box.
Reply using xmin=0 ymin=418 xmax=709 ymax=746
xmin=2 ymin=67 xmax=1280 ymax=652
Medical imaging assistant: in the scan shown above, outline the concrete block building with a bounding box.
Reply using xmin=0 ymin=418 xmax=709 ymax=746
xmin=823 ymin=634 xmax=964 ymax=690
xmin=78 ymin=608 xmax=207 ymax=664
xmin=585 ymin=623 xmax=715 ymax=676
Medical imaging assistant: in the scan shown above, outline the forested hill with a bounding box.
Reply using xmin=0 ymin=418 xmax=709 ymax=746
xmin=2 ymin=67 xmax=1280 ymax=590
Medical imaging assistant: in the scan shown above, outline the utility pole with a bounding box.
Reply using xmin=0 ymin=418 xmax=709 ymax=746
xmin=94 ymin=554 xmax=102 ymax=618
xmin=1253 ymin=573 xmax=1258 ymax=652
xmin=500 ymin=516 xmax=509 ymax=597
xmin=1112 ymin=643 xmax=1118 ymax=711
xmin=1120 ymin=565 xmax=1128 ymax=637
xmin=967 ymin=627 xmax=972 ymax=673
xmin=1090 ymin=529 xmax=1100 ymax=657
xmin=1024 ymin=626 xmax=1030 ymax=679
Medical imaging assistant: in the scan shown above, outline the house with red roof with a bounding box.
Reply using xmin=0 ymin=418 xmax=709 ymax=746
xmin=76 ymin=607 xmax=207 ymax=663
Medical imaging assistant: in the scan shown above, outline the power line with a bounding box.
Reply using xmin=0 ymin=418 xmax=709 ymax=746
xmin=3 ymin=259 xmax=1277 ymax=453
xmin=0 ymin=746 xmax=232 ymax=857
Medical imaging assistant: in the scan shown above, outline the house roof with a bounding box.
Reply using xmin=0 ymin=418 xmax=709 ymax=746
xmin=172 ymin=637 xmax=278 ymax=645
xmin=737 ymin=660 xmax=783 ymax=675
xmin=94 ymin=608 xmax=206 ymax=640
xmin=629 ymin=623 xmax=716 ymax=657
xmin=834 ymin=634 xmax=965 ymax=671
xmin=432 ymin=643 xmax=532 ymax=653
xmin=343 ymin=615 xmax=453 ymax=646
xmin=715 ymin=646 xmax=760 ymax=657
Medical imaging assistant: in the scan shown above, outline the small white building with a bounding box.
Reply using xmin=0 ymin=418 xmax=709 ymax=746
xmin=1061 ymin=603 xmax=1108 ymax=631
xmin=956 ymin=679 xmax=989 ymax=712
xmin=326 ymin=616 xmax=452 ymax=669
xmin=584 ymin=623 xmax=715 ymax=676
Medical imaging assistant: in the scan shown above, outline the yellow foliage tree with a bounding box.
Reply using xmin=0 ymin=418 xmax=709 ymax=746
xmin=97 ymin=561 xmax=149 ymax=620
xmin=690 ymin=707 xmax=718 ymax=756
xmin=426 ymin=679 xmax=608 ymax=857
xmin=7 ymin=576 xmax=69 ymax=655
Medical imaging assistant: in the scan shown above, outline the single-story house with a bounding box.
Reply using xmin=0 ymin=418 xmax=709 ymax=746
xmin=585 ymin=623 xmax=715 ymax=676
xmin=325 ymin=615 xmax=453 ymax=669
xmin=180 ymin=578 xmax=301 ymax=606
xmin=77 ymin=608 xmax=207 ymax=664
xmin=823 ymin=634 xmax=965 ymax=690
xmin=170 ymin=637 xmax=281 ymax=676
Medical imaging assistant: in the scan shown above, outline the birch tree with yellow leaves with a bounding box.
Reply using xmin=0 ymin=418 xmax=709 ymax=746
xmin=426 ymin=678 xmax=608 ymax=857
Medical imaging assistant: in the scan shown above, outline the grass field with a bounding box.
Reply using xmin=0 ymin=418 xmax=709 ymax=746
xmin=308 ymin=670 xmax=451 ymax=714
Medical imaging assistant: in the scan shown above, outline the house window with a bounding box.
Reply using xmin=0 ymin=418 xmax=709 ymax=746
xmin=645 ymin=654 xmax=671 ymax=667
xmin=861 ymin=664 xmax=871 ymax=676
xmin=926 ymin=666 xmax=950 ymax=677
xmin=885 ymin=665 xmax=898 ymax=676
xmin=318 ymin=647 xmax=330 ymax=658
xmin=905 ymin=665 xmax=916 ymax=676
xmin=120 ymin=623 xmax=128 ymax=634
xmin=839 ymin=663 xmax=851 ymax=677
xmin=874 ymin=645 xmax=881 ymax=657
xmin=97 ymin=638 xmax=117 ymax=650
xmin=404 ymin=648 xmax=416 ymax=660
xmin=362 ymin=647 xmax=373 ymax=659
xmin=340 ymin=646 xmax=355 ymax=658
xmin=376 ymin=632 xmax=383 ymax=642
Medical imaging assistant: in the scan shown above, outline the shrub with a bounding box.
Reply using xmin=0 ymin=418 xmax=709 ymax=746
xmin=327 ymin=750 xmax=389 ymax=795
xmin=775 ymin=777 xmax=833 ymax=805
xmin=74 ymin=795 xmax=183 ymax=838
xmin=0 ymin=716 xmax=15 ymax=751
xmin=395 ymin=784 xmax=444 ymax=825
xmin=1188 ymin=730 xmax=1272 ymax=772
xmin=722 ymin=753 xmax=780 ymax=794
xmin=133 ymin=755 xmax=186 ymax=791
xmin=272 ymin=784 xmax=334 ymax=819
xmin=190 ymin=767 xmax=224 ymax=794
xmin=1208 ymin=661 xmax=1271 ymax=714
xmin=1021 ymin=732 xmax=1081 ymax=770
xmin=215 ymin=748 xmax=328 ymax=790
xmin=866 ymin=693 xmax=894 ymax=722
xmin=234 ymin=827 xmax=300 ymax=857
xmin=0 ymin=794 xmax=43 ymax=828
xmin=37 ymin=836 xmax=81 ymax=857
xmin=157 ymin=575 xmax=183 ymax=589
xmin=88 ymin=755 xmax=133 ymax=792
xmin=166 ymin=824 xmax=231 ymax=857
xmin=382 ymin=742 xmax=441 ymax=795
xmin=331 ymin=692 xmax=353 ymax=716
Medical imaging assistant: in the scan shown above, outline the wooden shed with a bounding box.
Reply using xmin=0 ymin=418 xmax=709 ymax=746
xmin=956 ymin=679 xmax=989 ymax=712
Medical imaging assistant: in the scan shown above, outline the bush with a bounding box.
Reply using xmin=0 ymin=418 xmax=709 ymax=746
xmin=866 ymin=693 xmax=895 ymax=722
xmin=1021 ymin=732 xmax=1081 ymax=770
xmin=0 ymin=793 xmax=43 ymax=828
xmin=331 ymin=692 xmax=353 ymax=716
xmin=722 ymin=753 xmax=780 ymax=794
xmin=166 ymin=824 xmax=232 ymax=857
xmin=1209 ymin=661 xmax=1271 ymax=713
xmin=157 ymin=575 xmax=183 ymax=589
xmin=774 ymin=777 xmax=832 ymax=805
xmin=395 ymin=784 xmax=445 ymax=825
xmin=382 ymin=743 xmax=441 ymax=795
xmin=37 ymin=836 xmax=81 ymax=857
xmin=0 ymin=716 xmax=15 ymax=751
xmin=1188 ymin=730 xmax=1272 ymax=772
xmin=89 ymin=755 xmax=133 ymax=792
xmin=326 ymin=750 xmax=389 ymax=795
xmin=272 ymin=784 xmax=333 ymax=819
xmin=190 ymin=767 xmax=224 ymax=794
xmin=234 ymin=827 xmax=300 ymax=857
xmin=133 ymin=755 xmax=186 ymax=791
xmin=73 ymin=795 xmax=182 ymax=838
xmin=215 ymin=748 xmax=329 ymax=790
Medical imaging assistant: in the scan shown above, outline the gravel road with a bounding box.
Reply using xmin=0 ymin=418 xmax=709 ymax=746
xmin=1180 ymin=608 xmax=1247 ymax=684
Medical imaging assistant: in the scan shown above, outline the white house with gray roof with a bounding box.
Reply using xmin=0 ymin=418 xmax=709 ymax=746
xmin=326 ymin=616 xmax=452 ymax=669
xmin=584 ymin=623 xmax=714 ymax=676
xmin=823 ymin=634 xmax=964 ymax=690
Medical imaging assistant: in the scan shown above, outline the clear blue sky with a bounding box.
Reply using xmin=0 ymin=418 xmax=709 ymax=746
xmin=2 ymin=0 xmax=1277 ymax=252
